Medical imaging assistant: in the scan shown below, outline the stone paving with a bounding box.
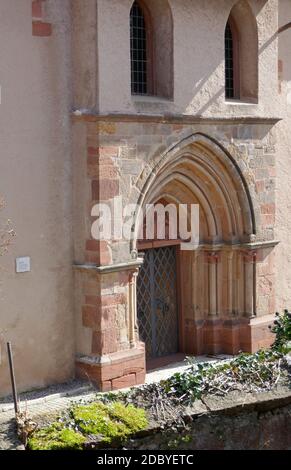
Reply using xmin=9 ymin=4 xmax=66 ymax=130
xmin=0 ymin=355 xmax=232 ymax=449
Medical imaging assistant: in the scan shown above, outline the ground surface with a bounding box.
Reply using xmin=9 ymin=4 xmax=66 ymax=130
xmin=0 ymin=356 xmax=270 ymax=450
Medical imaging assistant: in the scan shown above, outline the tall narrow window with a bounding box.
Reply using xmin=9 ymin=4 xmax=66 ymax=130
xmin=130 ymin=1 xmax=148 ymax=95
xmin=225 ymin=19 xmax=241 ymax=100
xmin=225 ymin=21 xmax=235 ymax=99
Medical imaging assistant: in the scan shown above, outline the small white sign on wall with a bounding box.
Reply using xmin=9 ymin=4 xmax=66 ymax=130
xmin=16 ymin=257 xmax=31 ymax=273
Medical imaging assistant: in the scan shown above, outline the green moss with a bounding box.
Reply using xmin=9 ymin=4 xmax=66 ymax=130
xmin=28 ymin=423 xmax=86 ymax=451
xmin=109 ymin=402 xmax=148 ymax=432
xmin=28 ymin=401 xmax=148 ymax=450
xmin=71 ymin=402 xmax=147 ymax=445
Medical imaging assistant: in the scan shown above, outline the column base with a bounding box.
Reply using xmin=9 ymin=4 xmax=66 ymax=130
xmin=76 ymin=344 xmax=146 ymax=391
xmin=184 ymin=314 xmax=275 ymax=356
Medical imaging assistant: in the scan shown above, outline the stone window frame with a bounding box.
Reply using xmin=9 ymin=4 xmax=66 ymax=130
xmin=130 ymin=0 xmax=174 ymax=100
xmin=225 ymin=15 xmax=240 ymax=100
xmin=225 ymin=0 xmax=259 ymax=104
xmin=130 ymin=0 xmax=154 ymax=96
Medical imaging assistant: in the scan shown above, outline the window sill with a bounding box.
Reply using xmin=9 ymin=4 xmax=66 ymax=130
xmin=225 ymin=99 xmax=258 ymax=106
xmin=132 ymin=94 xmax=174 ymax=104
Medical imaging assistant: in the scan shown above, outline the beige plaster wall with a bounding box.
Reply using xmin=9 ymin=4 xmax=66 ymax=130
xmin=0 ymin=0 xmax=74 ymax=396
xmin=275 ymin=0 xmax=291 ymax=312
xmin=95 ymin=0 xmax=279 ymax=118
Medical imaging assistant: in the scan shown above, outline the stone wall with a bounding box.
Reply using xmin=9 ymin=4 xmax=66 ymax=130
xmin=126 ymin=391 xmax=291 ymax=450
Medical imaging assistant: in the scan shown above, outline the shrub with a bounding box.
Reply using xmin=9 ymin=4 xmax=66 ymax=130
xmin=270 ymin=310 xmax=291 ymax=353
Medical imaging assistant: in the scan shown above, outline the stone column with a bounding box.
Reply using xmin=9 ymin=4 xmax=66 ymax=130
xmin=243 ymin=250 xmax=257 ymax=318
xmin=205 ymin=251 xmax=221 ymax=354
xmin=227 ymin=250 xmax=234 ymax=316
xmin=128 ymin=268 xmax=139 ymax=347
xmin=207 ymin=251 xmax=219 ymax=316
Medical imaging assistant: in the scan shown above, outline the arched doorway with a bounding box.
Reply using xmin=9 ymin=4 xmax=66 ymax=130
xmin=131 ymin=133 xmax=272 ymax=361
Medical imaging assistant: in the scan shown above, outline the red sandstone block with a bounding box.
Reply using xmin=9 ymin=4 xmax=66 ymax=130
xmin=255 ymin=181 xmax=265 ymax=193
xmin=85 ymin=240 xmax=112 ymax=266
xmin=86 ymin=239 xmax=100 ymax=252
xmin=85 ymin=293 xmax=127 ymax=308
xmin=92 ymin=179 xmax=119 ymax=201
xmin=99 ymin=251 xmax=112 ymax=266
xmin=111 ymin=373 xmax=137 ymax=390
xmin=32 ymin=21 xmax=52 ymax=37
xmin=100 ymin=360 xmax=145 ymax=382
xmin=32 ymin=0 xmax=43 ymax=18
xmin=82 ymin=305 xmax=100 ymax=329
xmin=119 ymin=271 xmax=129 ymax=285
xmin=87 ymin=155 xmax=99 ymax=167
xmin=85 ymin=252 xmax=100 ymax=264
xmin=101 ymin=306 xmax=118 ymax=330
xmin=92 ymin=330 xmax=118 ymax=355
xmin=88 ymin=146 xmax=99 ymax=156
xmin=75 ymin=362 xmax=101 ymax=383
xmin=98 ymin=165 xmax=119 ymax=179
xmin=85 ymin=295 xmax=101 ymax=306
xmin=261 ymin=214 xmax=275 ymax=226
xmin=99 ymin=146 xmax=118 ymax=157
xmin=135 ymin=370 xmax=146 ymax=385
xmin=100 ymin=380 xmax=112 ymax=392
xmin=260 ymin=203 xmax=275 ymax=215
xmin=82 ymin=281 xmax=99 ymax=296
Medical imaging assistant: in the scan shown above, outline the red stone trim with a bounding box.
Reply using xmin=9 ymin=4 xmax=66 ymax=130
xmin=32 ymin=20 xmax=52 ymax=37
xmin=32 ymin=1 xmax=52 ymax=37
xmin=242 ymin=250 xmax=257 ymax=263
xmin=205 ymin=252 xmax=220 ymax=264
xmin=32 ymin=0 xmax=43 ymax=19
xmin=184 ymin=315 xmax=275 ymax=356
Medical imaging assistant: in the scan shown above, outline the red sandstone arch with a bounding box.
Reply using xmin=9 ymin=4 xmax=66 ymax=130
xmin=131 ymin=132 xmax=256 ymax=252
xmin=132 ymin=133 xmax=261 ymax=356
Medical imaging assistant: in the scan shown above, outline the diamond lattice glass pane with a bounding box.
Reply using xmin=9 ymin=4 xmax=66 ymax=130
xmin=137 ymin=246 xmax=178 ymax=358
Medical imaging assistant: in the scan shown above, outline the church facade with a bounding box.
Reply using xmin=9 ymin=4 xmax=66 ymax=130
xmin=1 ymin=0 xmax=291 ymax=395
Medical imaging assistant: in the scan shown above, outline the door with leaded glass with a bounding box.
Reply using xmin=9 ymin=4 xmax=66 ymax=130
xmin=137 ymin=246 xmax=179 ymax=358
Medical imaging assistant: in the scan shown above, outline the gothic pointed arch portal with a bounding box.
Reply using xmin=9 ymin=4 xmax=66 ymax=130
xmin=132 ymin=134 xmax=272 ymax=357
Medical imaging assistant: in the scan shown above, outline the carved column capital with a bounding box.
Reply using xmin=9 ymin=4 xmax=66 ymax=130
xmin=242 ymin=250 xmax=257 ymax=263
xmin=206 ymin=251 xmax=220 ymax=264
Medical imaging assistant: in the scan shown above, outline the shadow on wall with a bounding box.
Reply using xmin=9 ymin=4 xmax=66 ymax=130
xmin=278 ymin=0 xmax=291 ymax=83
xmin=179 ymin=0 xmax=274 ymax=115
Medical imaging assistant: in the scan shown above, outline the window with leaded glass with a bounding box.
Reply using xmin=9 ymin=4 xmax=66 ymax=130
xmin=130 ymin=1 xmax=149 ymax=95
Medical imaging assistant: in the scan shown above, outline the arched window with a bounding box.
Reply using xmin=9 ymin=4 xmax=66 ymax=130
xmin=225 ymin=18 xmax=239 ymax=99
xmin=225 ymin=0 xmax=258 ymax=102
xmin=130 ymin=1 xmax=151 ymax=95
xmin=130 ymin=0 xmax=173 ymax=99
